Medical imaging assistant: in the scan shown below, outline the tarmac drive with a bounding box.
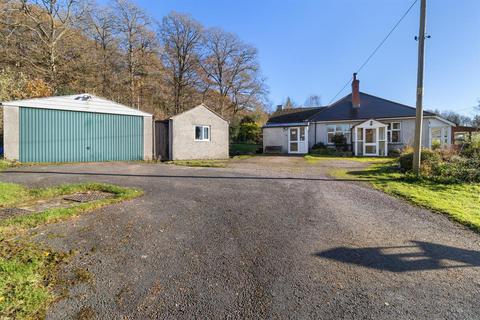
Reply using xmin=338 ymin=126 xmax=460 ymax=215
xmin=1 ymin=156 xmax=480 ymax=319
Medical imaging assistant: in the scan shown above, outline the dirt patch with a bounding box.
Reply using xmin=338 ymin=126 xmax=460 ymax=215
xmin=75 ymin=306 xmax=96 ymax=320
xmin=0 ymin=191 xmax=115 ymax=220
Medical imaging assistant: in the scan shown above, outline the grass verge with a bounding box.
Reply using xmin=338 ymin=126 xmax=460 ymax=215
xmin=231 ymin=155 xmax=254 ymax=160
xmin=331 ymin=161 xmax=480 ymax=231
xmin=305 ymin=154 xmax=394 ymax=164
xmin=168 ymin=159 xmax=227 ymax=168
xmin=0 ymin=160 xmax=21 ymax=172
xmin=0 ymin=182 xmax=142 ymax=319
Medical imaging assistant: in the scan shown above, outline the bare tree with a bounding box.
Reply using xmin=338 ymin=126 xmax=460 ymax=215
xmin=83 ymin=3 xmax=119 ymax=96
xmin=0 ymin=1 xmax=269 ymax=119
xmin=159 ymin=12 xmax=202 ymax=114
xmin=305 ymin=94 xmax=322 ymax=107
xmin=8 ymin=0 xmax=85 ymax=92
xmin=114 ymin=0 xmax=155 ymax=107
xmin=283 ymin=96 xmax=296 ymax=109
xmin=430 ymin=109 xmax=473 ymax=126
xmin=472 ymin=115 xmax=480 ymax=128
xmin=230 ymin=72 xmax=267 ymax=116
xmin=200 ymin=28 xmax=265 ymax=116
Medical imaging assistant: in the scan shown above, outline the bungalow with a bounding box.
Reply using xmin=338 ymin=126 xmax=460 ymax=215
xmin=263 ymin=74 xmax=455 ymax=156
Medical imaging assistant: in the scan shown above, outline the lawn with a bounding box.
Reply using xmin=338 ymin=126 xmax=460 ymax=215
xmin=0 ymin=182 xmax=142 ymax=319
xmin=331 ymin=161 xmax=480 ymax=231
xmin=305 ymin=154 xmax=394 ymax=164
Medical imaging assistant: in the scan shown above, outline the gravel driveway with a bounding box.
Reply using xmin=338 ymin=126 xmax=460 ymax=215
xmin=2 ymin=156 xmax=480 ymax=319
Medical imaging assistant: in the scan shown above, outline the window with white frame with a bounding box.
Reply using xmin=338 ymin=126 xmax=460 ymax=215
xmin=327 ymin=124 xmax=351 ymax=144
xmin=431 ymin=127 xmax=449 ymax=148
xmin=195 ymin=125 xmax=210 ymax=141
xmin=387 ymin=122 xmax=401 ymax=143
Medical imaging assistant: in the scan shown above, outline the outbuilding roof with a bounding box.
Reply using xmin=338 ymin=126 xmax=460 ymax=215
xmin=1 ymin=94 xmax=152 ymax=117
xmin=169 ymin=103 xmax=229 ymax=123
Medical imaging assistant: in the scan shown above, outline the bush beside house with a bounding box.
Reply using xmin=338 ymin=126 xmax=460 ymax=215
xmin=230 ymin=116 xmax=263 ymax=155
xmin=399 ymin=137 xmax=480 ymax=183
xmin=310 ymin=133 xmax=353 ymax=157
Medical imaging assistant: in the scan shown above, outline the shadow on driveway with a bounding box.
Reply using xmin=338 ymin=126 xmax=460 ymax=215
xmin=315 ymin=241 xmax=480 ymax=272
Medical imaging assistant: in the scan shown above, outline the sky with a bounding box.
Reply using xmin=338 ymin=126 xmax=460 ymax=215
xmin=133 ymin=0 xmax=479 ymax=116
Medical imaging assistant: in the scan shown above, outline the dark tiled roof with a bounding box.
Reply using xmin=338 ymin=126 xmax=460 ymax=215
xmin=309 ymin=92 xmax=436 ymax=122
xmin=267 ymin=107 xmax=325 ymax=124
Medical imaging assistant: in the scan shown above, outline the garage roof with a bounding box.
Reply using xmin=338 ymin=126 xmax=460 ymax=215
xmin=1 ymin=94 xmax=152 ymax=117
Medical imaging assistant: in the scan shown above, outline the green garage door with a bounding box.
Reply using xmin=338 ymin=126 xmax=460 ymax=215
xmin=20 ymin=107 xmax=144 ymax=162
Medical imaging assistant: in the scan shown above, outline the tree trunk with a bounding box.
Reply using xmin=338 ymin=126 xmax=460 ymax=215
xmin=49 ymin=45 xmax=57 ymax=93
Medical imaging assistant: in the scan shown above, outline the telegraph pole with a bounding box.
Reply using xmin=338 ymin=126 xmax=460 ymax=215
xmin=412 ymin=0 xmax=427 ymax=175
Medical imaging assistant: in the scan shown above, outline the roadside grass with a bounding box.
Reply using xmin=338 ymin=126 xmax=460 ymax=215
xmin=305 ymin=154 xmax=394 ymax=164
xmin=0 ymin=182 xmax=142 ymax=319
xmin=331 ymin=161 xmax=480 ymax=231
xmin=0 ymin=160 xmax=21 ymax=171
xmin=0 ymin=182 xmax=30 ymax=208
xmin=168 ymin=159 xmax=227 ymax=168
xmin=0 ymin=239 xmax=68 ymax=319
xmin=231 ymin=155 xmax=254 ymax=160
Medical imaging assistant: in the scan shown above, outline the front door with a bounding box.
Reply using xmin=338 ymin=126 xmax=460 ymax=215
xmin=288 ymin=127 xmax=308 ymax=154
xmin=364 ymin=128 xmax=378 ymax=156
xmin=354 ymin=119 xmax=388 ymax=157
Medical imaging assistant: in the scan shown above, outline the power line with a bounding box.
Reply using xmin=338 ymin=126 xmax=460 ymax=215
xmin=327 ymin=0 xmax=419 ymax=105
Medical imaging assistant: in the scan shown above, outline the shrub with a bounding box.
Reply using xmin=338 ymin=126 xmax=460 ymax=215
xmin=310 ymin=147 xmax=335 ymax=156
xmin=309 ymin=147 xmax=352 ymax=157
xmin=311 ymin=142 xmax=326 ymax=150
xmin=236 ymin=121 xmax=261 ymax=143
xmin=436 ymin=148 xmax=459 ymax=161
xmin=433 ymin=156 xmax=480 ymax=183
xmin=399 ymin=148 xmax=480 ymax=183
xmin=431 ymin=140 xmax=441 ymax=150
xmin=331 ymin=133 xmax=347 ymax=147
xmin=388 ymin=149 xmax=402 ymax=158
xmin=399 ymin=149 xmax=441 ymax=173
xmin=461 ymin=134 xmax=480 ymax=158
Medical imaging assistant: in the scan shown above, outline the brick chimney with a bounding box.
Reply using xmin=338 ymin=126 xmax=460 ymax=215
xmin=352 ymin=73 xmax=360 ymax=108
